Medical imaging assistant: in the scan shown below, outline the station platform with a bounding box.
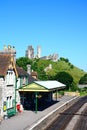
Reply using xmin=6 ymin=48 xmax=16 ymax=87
xmin=0 ymin=96 xmax=78 ymax=130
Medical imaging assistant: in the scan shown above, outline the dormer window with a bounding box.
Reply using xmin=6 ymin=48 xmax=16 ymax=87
xmin=22 ymin=77 xmax=26 ymax=86
xmin=6 ymin=69 xmax=15 ymax=86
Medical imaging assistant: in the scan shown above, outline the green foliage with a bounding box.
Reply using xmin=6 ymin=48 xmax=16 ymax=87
xmin=46 ymin=70 xmax=56 ymax=80
xmin=16 ymin=57 xmax=32 ymax=71
xmin=70 ymin=64 xmax=74 ymax=69
xmin=68 ymin=63 xmax=74 ymax=69
xmin=55 ymin=71 xmax=73 ymax=90
xmin=38 ymin=70 xmax=48 ymax=80
xmin=31 ymin=59 xmax=50 ymax=80
xmin=79 ymin=74 xmax=87 ymax=84
xmin=31 ymin=59 xmax=39 ymax=71
xmin=60 ymin=57 xmax=69 ymax=63
xmin=70 ymin=82 xmax=78 ymax=91
xmin=58 ymin=90 xmax=64 ymax=95
xmin=79 ymin=87 xmax=87 ymax=96
xmin=16 ymin=57 xmax=85 ymax=85
xmin=54 ymin=60 xmax=85 ymax=83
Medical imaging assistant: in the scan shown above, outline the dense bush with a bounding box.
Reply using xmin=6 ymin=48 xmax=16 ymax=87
xmin=70 ymin=82 xmax=78 ymax=91
xmin=55 ymin=71 xmax=73 ymax=90
xmin=60 ymin=57 xmax=69 ymax=62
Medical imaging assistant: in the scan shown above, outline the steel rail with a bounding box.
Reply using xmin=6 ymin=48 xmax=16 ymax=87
xmin=45 ymin=96 xmax=87 ymax=130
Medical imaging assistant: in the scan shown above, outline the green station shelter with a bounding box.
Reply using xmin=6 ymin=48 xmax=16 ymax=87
xmin=19 ymin=81 xmax=66 ymax=113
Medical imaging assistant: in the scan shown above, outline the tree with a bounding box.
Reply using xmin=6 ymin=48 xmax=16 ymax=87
xmin=16 ymin=57 xmax=32 ymax=71
xmin=79 ymin=74 xmax=87 ymax=84
xmin=55 ymin=71 xmax=73 ymax=90
xmin=60 ymin=57 xmax=69 ymax=63
xmin=70 ymin=82 xmax=78 ymax=91
xmin=38 ymin=70 xmax=48 ymax=80
xmin=31 ymin=59 xmax=38 ymax=71
xmin=46 ymin=70 xmax=56 ymax=80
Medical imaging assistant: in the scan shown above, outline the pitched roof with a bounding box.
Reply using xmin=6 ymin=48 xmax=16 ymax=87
xmin=0 ymin=54 xmax=38 ymax=84
xmin=31 ymin=71 xmax=38 ymax=76
xmin=0 ymin=54 xmax=12 ymax=76
xmin=16 ymin=66 xmax=38 ymax=83
xmin=34 ymin=81 xmax=66 ymax=90
xmin=28 ymin=74 xmax=38 ymax=84
xmin=16 ymin=66 xmax=29 ymax=77
xmin=19 ymin=80 xmax=66 ymax=92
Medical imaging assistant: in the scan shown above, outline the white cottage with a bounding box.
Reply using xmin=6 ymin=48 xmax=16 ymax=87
xmin=0 ymin=54 xmax=18 ymax=117
xmin=0 ymin=53 xmax=37 ymax=117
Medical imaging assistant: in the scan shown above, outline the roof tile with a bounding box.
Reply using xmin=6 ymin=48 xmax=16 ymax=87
xmin=0 ymin=54 xmax=11 ymax=76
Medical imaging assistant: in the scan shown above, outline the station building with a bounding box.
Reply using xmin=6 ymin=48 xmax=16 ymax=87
xmin=0 ymin=53 xmax=66 ymax=117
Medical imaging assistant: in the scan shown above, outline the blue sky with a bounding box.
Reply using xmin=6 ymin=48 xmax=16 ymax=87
xmin=0 ymin=0 xmax=87 ymax=71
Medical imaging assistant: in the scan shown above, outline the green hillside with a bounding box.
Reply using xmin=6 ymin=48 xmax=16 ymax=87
xmin=16 ymin=57 xmax=86 ymax=84
xmin=52 ymin=60 xmax=85 ymax=83
xmin=33 ymin=59 xmax=85 ymax=83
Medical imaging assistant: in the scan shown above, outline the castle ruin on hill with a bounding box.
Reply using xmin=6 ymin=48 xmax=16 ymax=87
xmin=25 ymin=45 xmax=58 ymax=62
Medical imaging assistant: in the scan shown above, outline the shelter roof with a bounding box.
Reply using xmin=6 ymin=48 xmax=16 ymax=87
xmin=34 ymin=81 xmax=66 ymax=90
xmin=19 ymin=80 xmax=66 ymax=92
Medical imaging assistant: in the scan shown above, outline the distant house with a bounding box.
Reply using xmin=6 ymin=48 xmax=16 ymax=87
xmin=16 ymin=66 xmax=29 ymax=88
xmin=78 ymin=84 xmax=87 ymax=88
xmin=16 ymin=66 xmax=38 ymax=103
xmin=31 ymin=71 xmax=38 ymax=79
xmin=27 ymin=64 xmax=38 ymax=84
xmin=16 ymin=66 xmax=29 ymax=106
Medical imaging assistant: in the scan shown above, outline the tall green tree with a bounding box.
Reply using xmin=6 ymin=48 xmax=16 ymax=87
xmin=55 ymin=71 xmax=73 ymax=90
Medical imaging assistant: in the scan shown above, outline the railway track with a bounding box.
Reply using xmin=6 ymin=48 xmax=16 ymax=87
xmin=73 ymin=103 xmax=87 ymax=130
xmin=45 ymin=96 xmax=87 ymax=130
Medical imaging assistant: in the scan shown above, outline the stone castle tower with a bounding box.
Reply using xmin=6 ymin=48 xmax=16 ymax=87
xmin=25 ymin=46 xmax=34 ymax=59
xmin=37 ymin=45 xmax=41 ymax=58
xmin=25 ymin=45 xmax=41 ymax=59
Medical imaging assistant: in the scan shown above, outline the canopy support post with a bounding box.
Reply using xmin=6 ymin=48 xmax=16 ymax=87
xmin=56 ymin=90 xmax=58 ymax=101
xmin=35 ymin=92 xmax=38 ymax=113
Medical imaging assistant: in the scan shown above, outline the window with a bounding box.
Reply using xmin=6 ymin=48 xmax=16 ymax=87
xmin=7 ymin=96 xmax=13 ymax=109
xmin=10 ymin=96 xmax=12 ymax=108
xmin=6 ymin=70 xmax=15 ymax=86
xmin=7 ymin=97 xmax=9 ymax=109
xmin=22 ymin=77 xmax=26 ymax=86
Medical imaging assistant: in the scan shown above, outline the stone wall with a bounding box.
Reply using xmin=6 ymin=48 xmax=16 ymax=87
xmin=64 ymin=92 xmax=80 ymax=96
xmin=0 ymin=77 xmax=5 ymax=116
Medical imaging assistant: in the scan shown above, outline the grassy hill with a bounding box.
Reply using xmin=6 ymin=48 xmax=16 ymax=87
xmin=52 ymin=60 xmax=85 ymax=83
xmin=32 ymin=59 xmax=86 ymax=84
xmin=16 ymin=57 xmax=86 ymax=84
